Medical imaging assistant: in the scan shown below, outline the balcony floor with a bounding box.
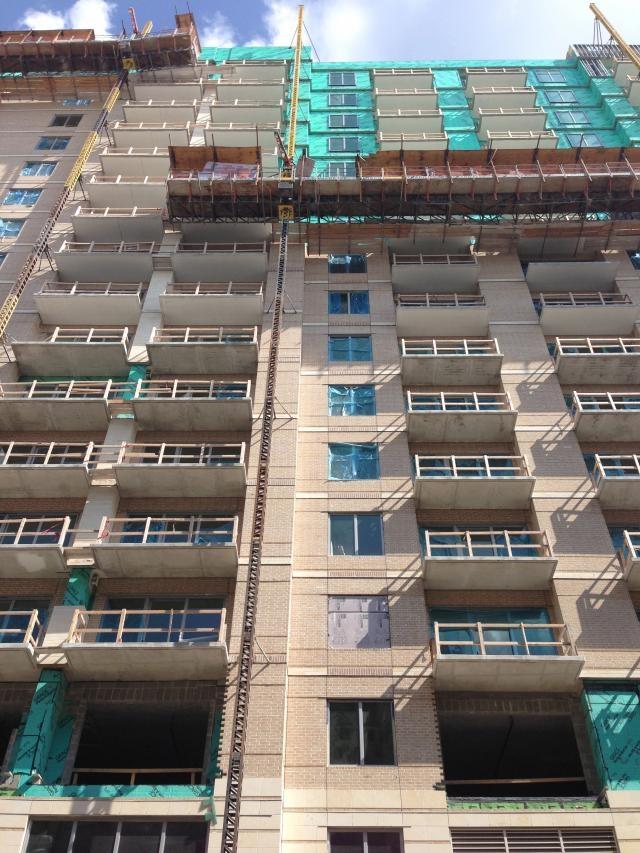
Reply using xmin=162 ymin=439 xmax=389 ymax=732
xmin=12 ymin=343 xmax=130 ymax=377
xmin=401 ymin=354 xmax=503 ymax=386
xmin=539 ymin=306 xmax=639 ymax=336
xmin=423 ymin=556 xmax=556 ymax=589
xmin=131 ymin=398 xmax=253 ymax=431
xmin=396 ymin=307 xmax=489 ymax=337
xmin=432 ymin=653 xmax=584 ymax=692
xmin=92 ymin=542 xmax=239 ymax=577
xmin=114 ymin=464 xmax=247 ymax=498
xmin=555 ymin=353 xmax=640 ymax=385
xmin=63 ymin=642 xmax=228 ymax=681
xmin=34 ymin=293 xmax=142 ymax=327
xmin=596 ymin=478 xmax=640 ymax=509
xmin=0 ymin=544 xmax=67 ymax=577
xmin=0 ymin=467 xmax=90 ymax=499
xmin=159 ymin=293 xmax=264 ymax=326
xmin=574 ymin=411 xmax=640 ymax=442
xmin=625 ymin=556 xmax=640 ymax=590
xmin=0 ymin=399 xmax=111 ymax=431
xmin=147 ymin=342 xmax=258 ymax=374
xmin=414 ymin=476 xmax=534 ymax=509
xmin=406 ymin=410 xmax=517 ymax=442
xmin=0 ymin=646 xmax=40 ymax=681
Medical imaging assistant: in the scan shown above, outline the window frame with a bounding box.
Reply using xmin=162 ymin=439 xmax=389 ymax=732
xmin=327 ymin=384 xmax=376 ymax=416
xmin=328 ymin=829 xmax=404 ymax=853
xmin=324 ymin=162 xmax=357 ymax=178
xmin=62 ymin=98 xmax=92 ymax=106
xmin=555 ymin=109 xmax=590 ymax=126
xmin=328 ymin=93 xmax=358 ymax=107
xmin=535 ymin=69 xmax=567 ymax=84
xmin=328 ymin=136 xmax=360 ymax=152
xmin=328 ymin=290 xmax=370 ymax=315
xmin=24 ymin=819 xmax=208 ymax=853
xmin=545 ymin=90 xmax=578 ymax=104
xmin=328 ymin=253 xmax=367 ymax=273
xmin=49 ymin=114 xmax=82 ymax=128
xmin=329 ymin=512 xmax=384 ymax=556
xmin=328 ymin=442 xmax=380 ymax=480
xmin=36 ymin=136 xmax=70 ymax=151
xmin=328 ymin=595 xmax=391 ymax=649
xmin=0 ymin=219 xmax=23 ymax=238
xmin=21 ymin=161 xmax=57 ymax=177
xmin=328 ymin=334 xmax=372 ymax=362
xmin=328 ymin=113 xmax=359 ymax=129
xmin=327 ymin=699 xmax=396 ymax=766
xmin=566 ymin=131 xmax=602 ymax=147
xmin=3 ymin=188 xmax=42 ymax=207
xmin=329 ymin=71 xmax=356 ymax=87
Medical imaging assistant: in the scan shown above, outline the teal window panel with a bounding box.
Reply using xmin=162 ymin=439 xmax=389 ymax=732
xmin=328 ymin=443 xmax=379 ymax=480
xmin=3 ymin=188 xmax=42 ymax=206
xmin=438 ymin=90 xmax=468 ymax=108
xmin=328 ymin=335 xmax=372 ymax=361
xmin=328 ymin=385 xmax=376 ymax=416
xmin=592 ymin=77 xmax=628 ymax=97
xmin=433 ymin=69 xmax=461 ymax=89
xmin=544 ymin=90 xmax=579 ymax=105
xmin=442 ymin=111 xmax=476 ymax=132
xmin=619 ymin=119 xmax=640 ymax=145
xmin=448 ymin=131 xmax=481 ymax=150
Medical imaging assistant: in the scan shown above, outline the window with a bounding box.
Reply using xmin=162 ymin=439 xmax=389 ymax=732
xmin=328 ymin=384 xmax=376 ymax=416
xmin=36 ymin=136 xmax=70 ymax=150
xmin=628 ymin=250 xmax=640 ymax=270
xmin=546 ymin=90 xmax=578 ymax=104
xmin=3 ymin=188 xmax=42 ymax=206
xmin=535 ymin=69 xmax=566 ymax=83
xmin=330 ymin=513 xmax=383 ymax=555
xmin=329 ymin=71 xmax=356 ymax=86
xmin=328 ymin=596 xmax=390 ymax=648
xmin=607 ymin=526 xmax=626 ymax=551
xmin=328 ymin=290 xmax=370 ymax=314
xmin=100 ymin=596 xmax=224 ymax=643
xmin=62 ymin=98 xmax=92 ymax=106
xmin=0 ymin=253 xmax=5 ymax=266
xmin=328 ymin=335 xmax=372 ymax=361
xmin=429 ymin=607 xmax=557 ymax=657
xmin=329 ymin=93 xmax=358 ymax=107
xmin=329 ymin=831 xmax=403 ymax=853
xmin=25 ymin=820 xmax=207 ymax=853
xmin=328 ymin=113 xmax=359 ymax=129
xmin=555 ymin=110 xmax=590 ymax=125
xmin=0 ymin=219 xmax=22 ymax=238
xmin=329 ymin=443 xmax=379 ymax=479
xmin=566 ymin=132 xmax=602 ymax=147
xmin=21 ymin=161 xmax=57 ymax=176
xmin=328 ymin=701 xmax=395 ymax=765
xmin=328 ymin=253 xmax=367 ymax=273
xmin=50 ymin=114 xmax=82 ymax=127
xmin=0 ymin=597 xmax=49 ymax=644
xmin=324 ymin=162 xmax=357 ymax=178
xmin=328 ymin=136 xmax=360 ymax=152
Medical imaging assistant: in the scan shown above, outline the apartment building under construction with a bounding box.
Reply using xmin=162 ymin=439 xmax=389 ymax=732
xmin=0 ymin=6 xmax=640 ymax=852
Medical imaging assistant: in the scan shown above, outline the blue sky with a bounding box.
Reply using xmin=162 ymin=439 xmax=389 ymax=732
xmin=5 ymin=0 xmax=640 ymax=61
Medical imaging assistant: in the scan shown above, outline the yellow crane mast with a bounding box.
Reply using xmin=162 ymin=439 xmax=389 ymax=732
xmin=589 ymin=3 xmax=640 ymax=72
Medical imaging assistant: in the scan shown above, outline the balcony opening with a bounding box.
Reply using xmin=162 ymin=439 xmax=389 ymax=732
xmin=72 ymin=704 xmax=209 ymax=785
xmin=0 ymin=709 xmax=22 ymax=769
xmin=439 ymin=711 xmax=588 ymax=797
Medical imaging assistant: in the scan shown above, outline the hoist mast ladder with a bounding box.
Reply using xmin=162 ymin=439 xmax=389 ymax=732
xmin=589 ymin=3 xmax=640 ymax=71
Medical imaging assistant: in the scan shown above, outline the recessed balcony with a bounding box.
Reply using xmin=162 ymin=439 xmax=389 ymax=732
xmin=395 ymin=294 xmax=488 ymax=336
xmin=464 ymin=67 xmax=528 ymax=94
xmin=374 ymin=88 xmax=438 ymax=109
xmin=70 ymin=206 xmax=165 ymax=243
xmin=203 ymin=122 xmax=280 ymax=149
xmin=122 ymin=99 xmax=200 ymax=123
xmin=12 ymin=327 xmax=131 ymax=377
xmin=213 ymin=78 xmax=286 ymax=101
xmin=377 ymin=131 xmax=449 ymax=150
xmin=571 ymin=392 xmax=640 ymax=441
xmin=430 ymin=621 xmax=583 ymax=691
xmin=486 ymin=130 xmax=558 ymax=149
xmin=477 ymin=107 xmax=547 ymax=136
xmin=55 ymin=241 xmax=157 ymax=282
xmin=99 ymin=146 xmax=171 ymax=178
xmin=171 ymin=241 xmax=268 ymax=281
xmin=0 ymin=609 xmax=43 ymax=681
xmin=92 ymin=515 xmax=239 ymax=577
xmin=471 ymin=86 xmax=537 ymax=111
xmin=0 ymin=516 xmax=70 ymax=576
xmin=414 ymin=455 xmax=534 ymax=509
xmin=160 ymin=282 xmax=264 ymax=325
xmin=553 ymin=337 xmax=640 ymax=384
xmin=391 ymin=252 xmax=479 ymax=292
xmin=376 ymin=109 xmax=443 ymax=133
xmin=0 ymin=441 xmax=92 ymax=498
xmin=592 ymin=454 xmax=640 ymax=508
xmin=87 ymin=174 xmax=167 ymax=207
xmin=537 ymin=292 xmax=638 ymax=335
xmin=109 ymin=442 xmax=247 ymax=497
xmin=406 ymin=391 xmax=517 ymax=441
xmin=372 ymin=68 xmax=434 ymax=89
xmin=423 ymin=529 xmax=555 ymax=590
xmin=209 ymin=99 xmax=283 ymax=123
xmin=621 ymin=531 xmax=640 ymax=589
xmin=147 ymin=326 xmax=258 ymax=374
xmin=0 ymin=379 xmax=127 ymax=431
xmin=131 ymin=379 xmax=253 ymax=430
xmin=63 ymin=606 xmax=228 ymax=680
xmin=34 ymin=282 xmax=143 ymax=326
xmin=526 ymin=260 xmax=618 ymax=292
xmin=215 ymin=60 xmax=289 ymax=81
xmin=400 ymin=338 xmax=502 ymax=385
xmin=108 ymin=121 xmax=192 ymax=147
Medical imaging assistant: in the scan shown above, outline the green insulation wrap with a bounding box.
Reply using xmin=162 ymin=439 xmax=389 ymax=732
xmin=583 ymin=684 xmax=640 ymax=791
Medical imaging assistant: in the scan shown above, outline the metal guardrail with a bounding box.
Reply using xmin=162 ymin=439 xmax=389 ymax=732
xmin=539 ymin=291 xmax=633 ymax=307
xmin=96 ymin=515 xmax=238 ymax=546
xmin=133 ymin=379 xmax=251 ymax=400
xmin=0 ymin=441 xmax=93 ymax=466
xmin=423 ymin=529 xmax=551 ymax=559
xmin=396 ymin=293 xmax=485 ymax=308
xmin=102 ymin=442 xmax=245 ymax=467
xmin=67 ymin=606 xmax=225 ymax=645
xmin=621 ymin=530 xmax=640 ymax=567
xmin=572 ymin=391 xmax=640 ymax=413
xmin=393 ymin=252 xmax=478 ymax=266
xmin=593 ymin=453 xmax=640 ymax=482
xmin=150 ymin=326 xmax=257 ymax=344
xmin=0 ymin=379 xmax=129 ymax=400
xmin=431 ymin=621 xmax=576 ymax=658
xmin=407 ymin=390 xmax=513 ymax=412
xmin=554 ymin=336 xmax=640 ymax=355
xmin=164 ymin=282 xmax=263 ymax=296
xmin=37 ymin=282 xmax=143 ymax=297
xmin=0 ymin=610 xmax=42 ymax=647
xmin=401 ymin=338 xmax=499 ymax=356
xmin=46 ymin=326 xmax=130 ymax=344
xmin=71 ymin=767 xmax=202 ymax=785
xmin=0 ymin=517 xmax=71 ymax=546
xmin=72 ymin=206 xmax=164 ymax=218
xmin=415 ymin=454 xmax=529 ymax=479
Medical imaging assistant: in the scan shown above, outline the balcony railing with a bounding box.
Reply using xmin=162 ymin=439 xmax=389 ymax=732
xmin=36 ymin=282 xmax=144 ymax=298
xmin=58 ymin=240 xmax=157 ymax=254
xmin=392 ymin=252 xmax=477 ymax=266
xmin=415 ymin=455 xmax=529 ymax=479
xmin=431 ymin=621 xmax=576 ymax=658
xmin=0 ymin=516 xmax=71 ymax=546
xmin=401 ymin=338 xmax=499 ymax=356
xmin=70 ymin=767 xmax=203 ymax=785
xmin=423 ymin=529 xmax=551 ymax=560
xmin=407 ymin=391 xmax=512 ymax=412
xmin=379 ymin=131 xmax=448 ymax=143
xmin=173 ymin=241 xmax=266 ymax=254
xmin=0 ymin=610 xmax=43 ymax=647
xmin=487 ymin=130 xmax=557 ymax=142
xmin=89 ymin=174 xmax=167 ymax=185
xmin=67 ymin=606 xmax=225 ymax=645
xmin=537 ymin=292 xmax=632 ymax=308
xmin=122 ymin=98 xmax=199 ymax=108
xmin=97 ymin=515 xmax=238 ymax=546
xmin=0 ymin=379 xmax=129 ymax=401
xmin=554 ymin=336 xmax=640 ymax=355
xmin=104 ymin=442 xmax=245 ymax=467
xmin=471 ymin=86 xmax=536 ymax=95
xmin=45 ymin=327 xmax=131 ymax=345
xmin=396 ymin=293 xmax=485 ymax=308
xmin=572 ymin=392 xmax=640 ymax=414
xmin=133 ymin=379 xmax=251 ymax=400
xmin=164 ymin=282 xmax=263 ymax=296
xmin=72 ymin=206 xmax=163 ymax=219
xmin=0 ymin=441 xmax=93 ymax=466
xmin=150 ymin=326 xmax=257 ymax=344
xmin=377 ymin=108 xmax=442 ymax=118
xmin=593 ymin=454 xmax=640 ymax=483
xmin=108 ymin=121 xmax=192 ymax=131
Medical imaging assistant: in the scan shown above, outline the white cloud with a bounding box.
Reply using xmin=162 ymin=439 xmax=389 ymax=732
xmin=20 ymin=0 xmax=115 ymax=35
xmin=200 ymin=12 xmax=237 ymax=48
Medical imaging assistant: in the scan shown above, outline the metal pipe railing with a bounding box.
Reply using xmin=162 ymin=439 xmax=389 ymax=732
xmin=621 ymin=530 xmax=640 ymax=567
xmin=393 ymin=253 xmax=477 ymax=267
xmin=97 ymin=515 xmax=238 ymax=546
xmin=67 ymin=606 xmax=225 ymax=645
xmin=37 ymin=282 xmax=143 ymax=297
xmin=58 ymin=240 xmax=157 ymax=254
xmin=0 ymin=516 xmax=71 ymax=546
xmin=133 ymin=378 xmax=251 ymax=400
xmin=163 ymin=282 xmax=263 ymax=296
xmin=99 ymin=441 xmax=245 ymax=467
xmin=71 ymin=767 xmax=202 ymax=785
xmin=47 ymin=326 xmax=130 ymax=345
xmin=401 ymin=338 xmax=499 ymax=356
xmin=593 ymin=454 xmax=640 ymax=483
xmin=0 ymin=441 xmax=93 ymax=466
xmin=572 ymin=391 xmax=640 ymax=414
xmin=554 ymin=336 xmax=640 ymax=356
xmin=0 ymin=379 xmax=128 ymax=400
xmin=0 ymin=610 xmax=42 ymax=647
xmin=150 ymin=326 xmax=257 ymax=344
xmin=396 ymin=293 xmax=484 ymax=307
xmin=423 ymin=529 xmax=551 ymax=559
xmin=415 ymin=454 xmax=529 ymax=479
xmin=539 ymin=292 xmax=632 ymax=307
xmin=431 ymin=620 xmax=576 ymax=658
xmin=407 ymin=390 xmax=513 ymax=412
